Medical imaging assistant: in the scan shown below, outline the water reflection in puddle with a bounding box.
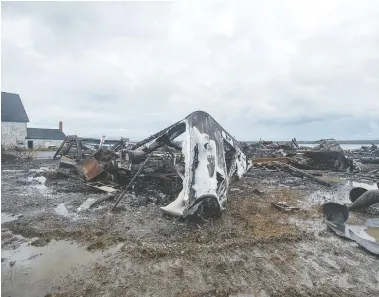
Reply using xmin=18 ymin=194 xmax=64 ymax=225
xmin=367 ymin=228 xmax=379 ymax=241
xmin=1 ymin=239 xmax=124 ymax=297
xmin=54 ymin=203 xmax=70 ymax=216
xmin=1 ymin=239 xmax=100 ymax=297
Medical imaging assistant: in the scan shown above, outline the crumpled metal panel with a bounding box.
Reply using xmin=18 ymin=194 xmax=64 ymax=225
xmin=323 ymin=202 xmax=379 ymax=255
xmin=131 ymin=111 xmax=249 ymax=218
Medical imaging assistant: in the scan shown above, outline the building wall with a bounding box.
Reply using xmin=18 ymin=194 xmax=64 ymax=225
xmin=26 ymin=139 xmax=64 ymax=149
xmin=1 ymin=122 xmax=27 ymax=149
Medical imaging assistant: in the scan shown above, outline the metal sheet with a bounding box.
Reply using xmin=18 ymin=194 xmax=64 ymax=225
xmin=77 ymin=156 xmax=104 ymax=181
xmin=59 ymin=155 xmax=77 ymax=167
xmin=323 ymin=202 xmax=379 ymax=255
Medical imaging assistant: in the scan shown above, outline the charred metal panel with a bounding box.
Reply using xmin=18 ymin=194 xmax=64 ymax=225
xmin=77 ymin=154 xmax=104 ymax=181
xmin=303 ymin=151 xmax=349 ymax=171
xmin=128 ymin=111 xmax=248 ymax=218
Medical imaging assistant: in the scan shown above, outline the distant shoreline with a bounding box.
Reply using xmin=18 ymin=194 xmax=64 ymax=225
xmin=299 ymin=140 xmax=378 ymax=145
xmin=240 ymin=140 xmax=379 ymax=145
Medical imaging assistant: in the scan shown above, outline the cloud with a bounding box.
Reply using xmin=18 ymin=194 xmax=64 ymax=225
xmin=2 ymin=0 xmax=379 ymax=140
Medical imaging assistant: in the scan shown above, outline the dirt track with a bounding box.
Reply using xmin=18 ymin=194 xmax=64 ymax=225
xmin=1 ymin=157 xmax=379 ymax=297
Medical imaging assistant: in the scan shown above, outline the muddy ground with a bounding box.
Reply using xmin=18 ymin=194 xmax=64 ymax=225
xmin=1 ymin=156 xmax=379 ymax=297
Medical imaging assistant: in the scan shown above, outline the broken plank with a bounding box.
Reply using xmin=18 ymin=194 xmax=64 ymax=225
xmin=277 ymin=162 xmax=332 ymax=187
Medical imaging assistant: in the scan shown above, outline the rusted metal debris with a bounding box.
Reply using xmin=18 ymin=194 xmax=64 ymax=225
xmin=76 ymin=154 xmax=104 ymax=181
xmin=53 ymin=111 xmax=249 ymax=219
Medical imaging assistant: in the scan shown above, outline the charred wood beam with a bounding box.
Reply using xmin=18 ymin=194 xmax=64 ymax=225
xmin=132 ymin=122 xmax=186 ymax=150
xmin=112 ymin=153 xmax=152 ymax=210
xmin=54 ymin=138 xmax=67 ymax=160
xmin=166 ymin=141 xmax=182 ymax=151
xmin=54 ymin=136 xmax=79 ymax=160
xmin=76 ymin=136 xmax=83 ymax=161
xmin=163 ymin=145 xmax=184 ymax=180
xmin=139 ymin=123 xmax=186 ymax=154
xmin=358 ymin=157 xmax=379 ymax=164
xmin=277 ymin=162 xmax=331 ymax=187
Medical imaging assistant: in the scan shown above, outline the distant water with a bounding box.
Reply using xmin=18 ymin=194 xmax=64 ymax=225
xmin=305 ymin=143 xmax=370 ymax=150
xmin=341 ymin=144 xmax=373 ymax=150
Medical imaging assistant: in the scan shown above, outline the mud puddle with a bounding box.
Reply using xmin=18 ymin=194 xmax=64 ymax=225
xmin=289 ymin=180 xmax=379 ymax=234
xmin=28 ymin=167 xmax=50 ymax=173
xmin=54 ymin=203 xmax=80 ymax=220
xmin=33 ymin=151 xmax=55 ymax=159
xmin=2 ymin=213 xmax=21 ymax=224
xmin=1 ymin=239 xmax=103 ymax=297
xmin=27 ymin=176 xmax=47 ymax=191
xmin=345 ymin=180 xmax=378 ymax=190
xmin=367 ymin=227 xmax=379 ymax=241
xmin=305 ymin=180 xmax=378 ymax=207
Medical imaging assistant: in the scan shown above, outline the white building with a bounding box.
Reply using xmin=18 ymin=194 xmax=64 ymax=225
xmin=1 ymin=91 xmax=66 ymax=150
xmin=1 ymin=92 xmax=29 ymax=149
xmin=26 ymin=126 xmax=66 ymax=149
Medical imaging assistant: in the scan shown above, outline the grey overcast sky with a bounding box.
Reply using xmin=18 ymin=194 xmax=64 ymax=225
xmin=1 ymin=1 xmax=379 ymax=141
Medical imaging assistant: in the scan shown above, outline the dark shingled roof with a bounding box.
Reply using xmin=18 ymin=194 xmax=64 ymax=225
xmin=26 ymin=128 xmax=66 ymax=140
xmin=1 ymin=92 xmax=30 ymax=122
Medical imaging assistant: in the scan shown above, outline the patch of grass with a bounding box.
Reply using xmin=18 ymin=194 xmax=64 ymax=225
xmin=267 ymin=188 xmax=305 ymax=203
xmin=30 ymin=237 xmax=51 ymax=247
xmin=34 ymin=148 xmax=58 ymax=151
xmin=319 ymin=175 xmax=345 ymax=184
xmin=13 ymin=150 xmax=35 ymax=162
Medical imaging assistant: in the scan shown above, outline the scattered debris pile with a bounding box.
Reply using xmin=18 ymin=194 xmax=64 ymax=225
xmin=240 ymin=139 xmax=298 ymax=159
xmin=313 ymin=139 xmax=342 ymax=151
xmin=51 ymin=120 xmax=378 ymax=218
xmin=52 ymin=111 xmax=249 ymax=219
xmin=346 ymin=144 xmax=379 ymax=159
xmin=246 ymin=138 xmax=358 ymax=173
xmin=344 ymin=144 xmax=379 ymax=176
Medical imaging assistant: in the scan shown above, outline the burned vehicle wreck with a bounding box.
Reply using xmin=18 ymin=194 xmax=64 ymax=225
xmin=54 ymin=111 xmax=249 ymax=219
xmin=118 ymin=111 xmax=250 ymax=218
